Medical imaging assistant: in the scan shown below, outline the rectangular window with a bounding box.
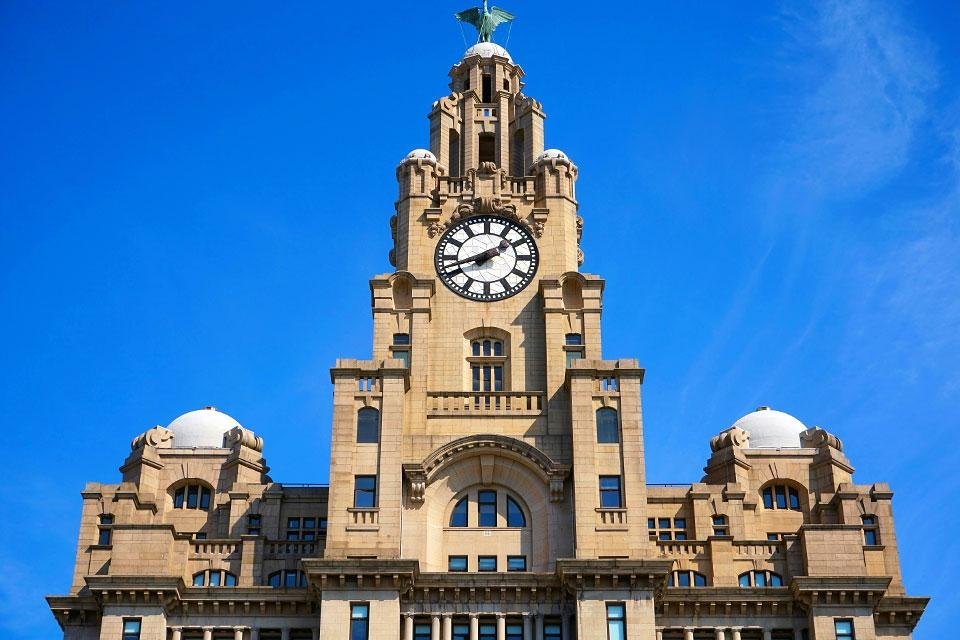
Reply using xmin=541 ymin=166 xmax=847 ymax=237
xmin=187 ymin=485 xmax=199 ymax=509
xmin=566 ymin=349 xmax=584 ymax=367
xmin=864 ymin=529 xmax=878 ymax=545
xmin=478 ymin=490 xmax=497 ymax=527
xmin=122 ymin=619 xmax=142 ymax=640
xmin=479 ymin=622 xmax=497 ymax=640
xmin=788 ymin=487 xmax=801 ymax=510
xmin=414 ymin=624 xmax=432 ymax=640
xmin=478 ymin=555 xmax=497 ymax=571
xmin=392 ymin=333 xmax=411 ymax=345
xmin=507 ymin=555 xmax=527 ymax=571
xmin=599 ymin=476 xmax=622 ymax=508
xmin=762 ymin=487 xmax=774 ymax=509
xmin=544 ymin=621 xmax=562 ymax=640
xmin=775 ymin=486 xmax=788 ymax=509
xmin=452 ymin=623 xmax=470 ymax=640
xmin=286 ymin=516 xmax=324 ymax=541
xmin=394 ymin=350 xmax=410 ymax=368
xmin=350 ymin=603 xmax=370 ymax=640
xmin=97 ymin=515 xmax=113 ymax=545
xmin=247 ymin=514 xmax=262 ymax=535
xmin=478 ymin=133 xmax=495 ymax=164
xmin=606 ymin=603 xmax=626 ymax=640
xmin=506 ymin=622 xmax=523 ymax=640
xmin=354 ymin=475 xmax=377 ymax=508
xmin=481 ymin=74 xmax=492 ymax=102
xmin=448 ymin=555 xmax=468 ymax=571
xmin=834 ymin=619 xmax=854 ymax=640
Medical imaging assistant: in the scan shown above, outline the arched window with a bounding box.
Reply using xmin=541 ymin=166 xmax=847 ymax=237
xmin=449 ymin=497 xmax=468 ymax=527
xmin=470 ymin=337 xmax=506 ymax=392
xmin=667 ymin=570 xmax=708 ymax=587
xmin=172 ymin=483 xmax=212 ymax=511
xmin=738 ymin=570 xmax=783 ymax=587
xmin=478 ymin=490 xmax=497 ymax=527
xmin=192 ymin=570 xmax=237 ymax=587
xmin=356 ymin=407 xmax=380 ymax=443
xmin=596 ymin=407 xmax=619 ymax=443
xmin=862 ymin=515 xmax=880 ymax=545
xmin=506 ymin=496 xmax=527 ymax=527
xmin=760 ymin=483 xmax=802 ymax=511
xmin=97 ymin=514 xmax=114 ymax=546
xmin=267 ymin=570 xmax=307 ymax=588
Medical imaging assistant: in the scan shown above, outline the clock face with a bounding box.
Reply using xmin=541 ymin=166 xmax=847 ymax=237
xmin=434 ymin=215 xmax=539 ymax=301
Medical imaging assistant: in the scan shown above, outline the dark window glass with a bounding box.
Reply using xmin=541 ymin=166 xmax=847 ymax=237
xmin=596 ymin=408 xmax=620 ymax=443
xmin=448 ymin=555 xmax=468 ymax=571
xmin=199 ymin=487 xmax=211 ymax=510
xmin=393 ymin=333 xmax=411 ymax=345
xmin=493 ymin=341 xmax=503 ymax=356
xmin=174 ymin=488 xmax=185 ymax=508
xmin=478 ymin=133 xmax=495 ymax=163
xmin=354 ymin=475 xmax=377 ymax=508
xmin=762 ymin=487 xmax=774 ymax=509
xmin=658 ymin=532 xmax=671 ymax=541
xmin=481 ymin=74 xmax=492 ymax=102
xmin=864 ymin=529 xmax=878 ymax=545
xmin=606 ymin=603 xmax=625 ymax=640
xmin=658 ymin=518 xmax=671 ymax=529
xmin=98 ymin=514 xmax=113 ymax=545
xmin=122 ymin=619 xmax=142 ymax=640
xmin=195 ymin=532 xmax=207 ymax=540
xmin=224 ymin=572 xmax=237 ymax=586
xmin=676 ymin=571 xmax=690 ymax=587
xmin=453 ymin=624 xmax=470 ymax=640
xmin=350 ymin=603 xmax=369 ymax=640
xmin=284 ymin=571 xmax=298 ymax=587
xmin=674 ymin=531 xmax=687 ymax=541
xmin=247 ymin=514 xmax=262 ymax=535
xmin=193 ymin=572 xmax=205 ymax=586
xmin=599 ymin=476 xmax=622 ymax=508
xmin=768 ymin=533 xmax=779 ymax=541
xmin=770 ymin=573 xmax=783 ymax=586
xmin=755 ymin=571 xmax=767 ymax=587
xmin=187 ymin=485 xmax=199 ymax=509
xmin=493 ymin=366 xmax=503 ymax=391
xmin=674 ymin=518 xmax=686 ymax=529
xmin=647 ymin=518 xmax=656 ymax=529
xmin=395 ymin=350 xmax=410 ymax=368
xmin=693 ymin=572 xmax=707 ymax=587
xmin=414 ymin=624 xmax=432 ymax=640
xmin=506 ymin=496 xmax=526 ymax=527
xmin=479 ymin=623 xmax=496 ymax=640
xmin=506 ymin=623 xmax=523 ymax=640
xmin=775 ymin=486 xmax=787 ymax=509
xmin=356 ymin=408 xmax=380 ymax=443
xmin=566 ymin=349 xmax=584 ymax=367
xmin=209 ymin=570 xmax=221 ymax=587
xmin=507 ymin=555 xmax=527 ymax=571
xmin=478 ymin=555 xmax=497 ymax=571
xmin=450 ymin=497 xmax=468 ymax=527
xmin=268 ymin=572 xmax=281 ymax=587
xmin=739 ymin=573 xmax=751 ymax=587
xmin=544 ymin=622 xmax=562 ymax=640
xmin=472 ymin=341 xmax=481 ymax=356
xmin=288 ymin=518 xmax=300 ymax=529
xmin=565 ymin=333 xmax=583 ymax=345
xmin=478 ymin=490 xmax=497 ymax=527
xmin=788 ymin=487 xmax=801 ymax=510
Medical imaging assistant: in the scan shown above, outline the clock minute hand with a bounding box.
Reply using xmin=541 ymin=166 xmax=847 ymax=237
xmin=444 ymin=245 xmax=501 ymax=269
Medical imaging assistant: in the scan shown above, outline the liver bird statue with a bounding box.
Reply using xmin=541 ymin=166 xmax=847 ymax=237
xmin=456 ymin=0 xmax=515 ymax=43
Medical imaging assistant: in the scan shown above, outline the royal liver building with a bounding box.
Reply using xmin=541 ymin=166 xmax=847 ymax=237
xmin=48 ymin=8 xmax=928 ymax=640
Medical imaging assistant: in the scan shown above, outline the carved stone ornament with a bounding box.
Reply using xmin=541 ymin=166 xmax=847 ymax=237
xmin=130 ymin=426 xmax=174 ymax=450
xmin=388 ymin=248 xmax=397 ymax=267
xmin=427 ymin=197 xmax=542 ymax=239
xmin=710 ymin=426 xmax=749 ymax=452
xmin=576 ymin=215 xmax=583 ymax=241
xmin=800 ymin=427 xmax=843 ymax=451
xmin=477 ymin=161 xmax=498 ymax=176
xmin=405 ymin=467 xmax=427 ymax=503
xmin=577 ymin=247 xmax=584 ymax=266
xmin=224 ymin=426 xmax=264 ymax=452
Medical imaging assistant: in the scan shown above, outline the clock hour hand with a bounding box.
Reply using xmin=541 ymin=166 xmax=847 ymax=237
xmin=443 ymin=240 xmax=510 ymax=270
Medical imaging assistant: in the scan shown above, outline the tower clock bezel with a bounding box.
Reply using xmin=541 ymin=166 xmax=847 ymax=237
xmin=433 ymin=215 xmax=540 ymax=302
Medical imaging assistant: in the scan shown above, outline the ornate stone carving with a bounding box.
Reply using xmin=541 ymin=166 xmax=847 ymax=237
xmin=404 ymin=466 xmax=427 ymax=503
xmin=388 ymin=248 xmax=396 ymax=267
xmin=576 ymin=215 xmax=583 ymax=241
xmin=577 ymin=247 xmax=584 ymax=265
xmin=427 ymin=197 xmax=543 ymax=239
xmin=389 ymin=215 xmax=397 ymax=241
xmin=224 ymin=426 xmax=263 ymax=452
xmin=800 ymin=427 xmax=843 ymax=451
xmin=130 ymin=426 xmax=174 ymax=450
xmin=477 ymin=161 xmax=498 ymax=176
xmin=710 ymin=427 xmax=749 ymax=452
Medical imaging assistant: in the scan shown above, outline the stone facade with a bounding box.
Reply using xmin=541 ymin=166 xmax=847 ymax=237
xmin=48 ymin=36 xmax=927 ymax=640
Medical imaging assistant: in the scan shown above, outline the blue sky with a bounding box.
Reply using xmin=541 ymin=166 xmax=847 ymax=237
xmin=1 ymin=1 xmax=957 ymax=637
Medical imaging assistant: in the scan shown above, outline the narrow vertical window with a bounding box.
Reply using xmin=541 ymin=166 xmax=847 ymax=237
xmin=122 ymin=619 xmax=142 ymax=640
xmin=506 ymin=496 xmax=526 ymax=527
xmin=391 ymin=333 xmax=411 ymax=368
xmin=478 ymin=490 xmax=497 ymax=527
xmin=449 ymin=497 xmax=469 ymax=527
xmin=762 ymin=486 xmax=774 ymax=509
xmin=481 ymin=74 xmax=492 ymax=102
xmin=478 ymin=133 xmax=495 ymax=163
xmin=862 ymin=515 xmax=880 ymax=545
xmin=596 ymin=407 xmax=620 ymax=443
xmin=414 ymin=624 xmax=432 ymax=640
xmin=606 ymin=603 xmax=626 ymax=640
xmin=834 ymin=619 xmax=854 ymax=640
xmin=354 ymin=475 xmax=377 ymax=508
xmin=711 ymin=514 xmax=728 ymax=537
xmin=599 ymin=476 xmax=623 ymax=508
xmin=97 ymin=514 xmax=113 ymax=545
xmin=356 ymin=407 xmax=380 ymax=443
xmin=247 ymin=513 xmax=262 ymax=535
xmin=350 ymin=603 xmax=370 ymax=640
xmin=448 ymin=129 xmax=461 ymax=176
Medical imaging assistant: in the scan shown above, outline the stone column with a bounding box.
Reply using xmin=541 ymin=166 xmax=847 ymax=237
xmin=443 ymin=614 xmax=453 ymax=640
xmin=312 ymin=628 xmax=319 ymax=640
xmin=523 ymin=613 xmax=533 ymax=640
xmin=655 ymin=630 xmax=663 ymax=640
xmin=252 ymin=628 xmax=261 ymax=640
xmin=684 ymin=628 xmax=695 ymax=640
xmin=170 ymin=628 xmax=182 ymax=640
xmin=731 ymin=628 xmax=742 ymax=640
xmin=234 ymin=627 xmax=247 ymax=640
xmin=404 ymin=615 xmax=414 ymax=640
xmin=561 ymin=614 xmax=571 ymax=640
xmin=281 ymin=628 xmax=291 ymax=640
xmin=432 ymin=615 xmax=441 ymax=640
xmin=203 ymin=628 xmax=213 ymax=640
xmin=496 ymin=613 xmax=506 ymax=640
xmin=470 ymin=614 xmax=479 ymax=640
xmin=715 ymin=629 xmax=726 ymax=640
xmin=534 ymin=614 xmax=543 ymax=640
xmin=763 ymin=631 xmax=772 ymax=640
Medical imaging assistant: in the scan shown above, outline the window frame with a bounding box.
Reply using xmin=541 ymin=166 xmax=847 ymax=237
xmin=862 ymin=515 xmax=880 ymax=546
xmin=356 ymin=407 xmax=381 ymax=444
xmin=599 ymin=475 xmax=623 ymax=509
xmin=834 ymin=619 xmax=855 ymax=640
xmin=596 ymin=407 xmax=620 ymax=444
xmin=122 ymin=618 xmax=142 ymax=640
xmin=353 ymin=475 xmax=378 ymax=508
xmin=449 ymin=496 xmax=469 ymax=527
xmin=477 ymin=555 xmax=497 ymax=572
xmin=506 ymin=496 xmax=526 ymax=527
xmin=172 ymin=482 xmax=213 ymax=511
xmin=606 ymin=602 xmax=626 ymax=640
xmin=97 ymin=514 xmax=114 ymax=546
xmin=477 ymin=489 xmax=497 ymax=527
xmin=760 ymin=482 xmax=803 ymax=512
xmin=350 ymin=603 xmax=370 ymax=640
xmin=448 ymin=555 xmax=468 ymax=572
xmin=506 ymin=555 xmax=527 ymax=572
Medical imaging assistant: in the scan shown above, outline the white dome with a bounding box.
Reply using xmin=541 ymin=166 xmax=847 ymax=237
xmin=537 ymin=148 xmax=569 ymax=162
xmin=463 ymin=42 xmax=512 ymax=62
xmin=403 ymin=148 xmax=437 ymax=163
xmin=732 ymin=406 xmax=806 ymax=449
xmin=166 ymin=407 xmax=241 ymax=448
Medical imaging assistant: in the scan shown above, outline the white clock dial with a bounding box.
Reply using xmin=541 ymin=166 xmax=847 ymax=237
xmin=434 ymin=215 xmax=539 ymax=301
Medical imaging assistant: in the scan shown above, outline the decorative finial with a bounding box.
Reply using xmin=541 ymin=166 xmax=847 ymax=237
xmin=455 ymin=0 xmax=515 ymax=43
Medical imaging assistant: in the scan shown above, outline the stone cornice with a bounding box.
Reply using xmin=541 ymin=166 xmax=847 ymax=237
xmin=658 ymin=587 xmax=796 ymax=618
xmin=556 ymin=558 xmax=673 ymax=593
xmin=790 ymin=576 xmax=891 ymax=609
xmin=874 ymin=596 xmax=929 ymax=631
xmin=46 ymin=594 xmax=100 ymax=630
xmin=302 ymin=558 xmax=419 ymax=594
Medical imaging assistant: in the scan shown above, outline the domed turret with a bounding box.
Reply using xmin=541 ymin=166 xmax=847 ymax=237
xmin=165 ymin=406 xmax=241 ymax=448
xmin=463 ymin=42 xmax=513 ymax=62
xmin=401 ymin=148 xmax=438 ymax=164
xmin=731 ymin=406 xmax=807 ymax=449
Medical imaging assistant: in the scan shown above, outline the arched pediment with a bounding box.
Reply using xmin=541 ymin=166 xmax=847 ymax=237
xmin=403 ymin=434 xmax=569 ymax=504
